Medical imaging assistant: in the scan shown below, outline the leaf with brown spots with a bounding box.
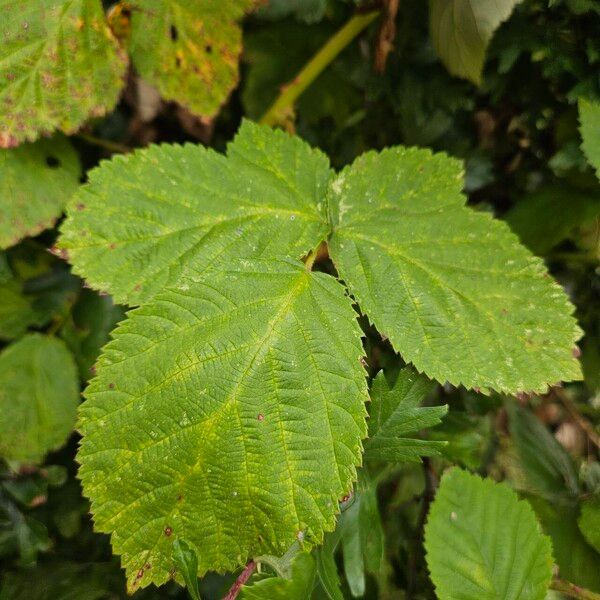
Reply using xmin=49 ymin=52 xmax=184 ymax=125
xmin=0 ymin=136 xmax=81 ymax=249
xmin=0 ymin=0 xmax=127 ymax=146
xmin=128 ymin=0 xmax=258 ymax=119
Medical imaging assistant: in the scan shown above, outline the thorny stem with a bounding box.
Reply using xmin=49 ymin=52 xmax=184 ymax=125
xmin=259 ymin=10 xmax=379 ymax=128
xmin=222 ymin=560 xmax=256 ymax=600
xmin=77 ymin=133 xmax=131 ymax=154
xmin=550 ymin=578 xmax=600 ymax=600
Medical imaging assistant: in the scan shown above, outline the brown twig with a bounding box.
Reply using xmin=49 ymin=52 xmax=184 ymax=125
xmin=553 ymin=388 xmax=600 ymax=450
xmin=222 ymin=560 xmax=256 ymax=600
xmin=374 ymin=0 xmax=399 ymax=72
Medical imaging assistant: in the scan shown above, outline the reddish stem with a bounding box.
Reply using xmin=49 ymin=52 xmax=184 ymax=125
xmin=222 ymin=560 xmax=256 ymax=600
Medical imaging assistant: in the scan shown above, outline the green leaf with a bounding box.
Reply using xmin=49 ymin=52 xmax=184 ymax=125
xmin=316 ymin=531 xmax=344 ymax=600
xmin=530 ymin=497 xmax=600 ymax=592
xmin=365 ymin=368 xmax=447 ymax=463
xmin=59 ymin=121 xmax=331 ymax=304
xmin=0 ymin=0 xmax=127 ymax=147
xmin=339 ymin=476 xmax=385 ymax=598
xmin=328 ymin=146 xmax=582 ymax=394
xmin=172 ymin=539 xmax=201 ymax=600
xmin=0 ymin=334 xmax=79 ymax=464
xmin=579 ymin=98 xmax=600 ymax=176
xmin=77 ymin=259 xmax=368 ymax=591
xmin=505 ymin=184 xmax=600 ymax=255
xmin=0 ymin=137 xmax=81 ymax=249
xmin=60 ymin=289 xmax=126 ymax=380
xmin=424 ymin=468 xmax=553 ymax=600
xmin=128 ymin=0 xmax=257 ymax=119
xmin=429 ymin=0 xmax=524 ymax=85
xmin=578 ymin=497 xmax=600 ymax=553
xmin=507 ymin=401 xmax=579 ymax=499
xmin=0 ymin=278 xmax=49 ymax=340
xmin=241 ymin=552 xmax=316 ymax=599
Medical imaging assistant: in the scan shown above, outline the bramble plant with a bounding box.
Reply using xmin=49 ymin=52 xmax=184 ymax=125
xmin=1 ymin=1 xmax=600 ymax=599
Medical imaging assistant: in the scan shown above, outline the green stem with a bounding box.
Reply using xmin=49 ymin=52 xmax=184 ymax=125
xmin=259 ymin=10 xmax=379 ymax=127
xmin=77 ymin=133 xmax=131 ymax=154
xmin=550 ymin=578 xmax=600 ymax=600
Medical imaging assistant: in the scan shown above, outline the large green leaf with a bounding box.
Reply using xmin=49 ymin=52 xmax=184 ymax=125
xmin=0 ymin=137 xmax=81 ymax=249
xmin=78 ymin=259 xmax=368 ymax=591
xmin=59 ymin=121 xmax=331 ymax=304
xmin=0 ymin=0 xmax=127 ymax=147
xmin=579 ymin=98 xmax=600 ymax=176
xmin=128 ymin=0 xmax=257 ymax=118
xmin=0 ymin=334 xmax=79 ymax=463
xmin=429 ymin=0 xmax=524 ymax=85
xmin=365 ymin=368 xmax=447 ymax=463
xmin=328 ymin=147 xmax=582 ymax=394
xmin=424 ymin=468 xmax=553 ymax=600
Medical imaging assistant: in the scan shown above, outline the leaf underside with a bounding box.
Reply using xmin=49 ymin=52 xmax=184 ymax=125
xmin=429 ymin=0 xmax=524 ymax=85
xmin=128 ymin=0 xmax=258 ymax=118
xmin=0 ymin=0 xmax=127 ymax=147
xmin=327 ymin=146 xmax=582 ymax=394
xmin=0 ymin=333 xmax=79 ymax=463
xmin=78 ymin=259 xmax=368 ymax=590
xmin=0 ymin=136 xmax=81 ymax=249
xmin=59 ymin=120 xmax=331 ymax=305
xmin=424 ymin=468 xmax=553 ymax=600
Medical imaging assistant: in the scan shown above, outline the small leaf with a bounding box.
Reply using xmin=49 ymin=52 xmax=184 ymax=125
xmin=128 ymin=0 xmax=258 ymax=118
xmin=424 ymin=468 xmax=553 ymax=600
xmin=172 ymin=539 xmax=201 ymax=600
xmin=0 ymin=137 xmax=81 ymax=249
xmin=365 ymin=368 xmax=447 ymax=463
xmin=0 ymin=0 xmax=127 ymax=146
xmin=578 ymin=497 xmax=600 ymax=553
xmin=77 ymin=259 xmax=368 ymax=590
xmin=507 ymin=400 xmax=579 ymax=499
xmin=505 ymin=184 xmax=600 ymax=255
xmin=328 ymin=146 xmax=582 ymax=394
xmin=316 ymin=531 xmax=344 ymax=600
xmin=579 ymin=98 xmax=600 ymax=177
xmin=429 ymin=0 xmax=524 ymax=85
xmin=241 ymin=552 xmax=316 ymax=599
xmin=0 ymin=334 xmax=79 ymax=464
xmin=59 ymin=120 xmax=331 ymax=304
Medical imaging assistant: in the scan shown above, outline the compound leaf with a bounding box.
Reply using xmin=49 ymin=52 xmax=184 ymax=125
xmin=424 ymin=468 xmax=553 ymax=600
xmin=59 ymin=121 xmax=331 ymax=304
xmin=365 ymin=368 xmax=447 ymax=463
xmin=0 ymin=0 xmax=127 ymax=147
xmin=78 ymin=259 xmax=368 ymax=591
xmin=579 ymin=98 xmax=600 ymax=177
xmin=0 ymin=136 xmax=81 ymax=249
xmin=128 ymin=0 xmax=257 ymax=118
xmin=328 ymin=147 xmax=582 ymax=394
xmin=429 ymin=0 xmax=524 ymax=85
xmin=0 ymin=334 xmax=79 ymax=464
